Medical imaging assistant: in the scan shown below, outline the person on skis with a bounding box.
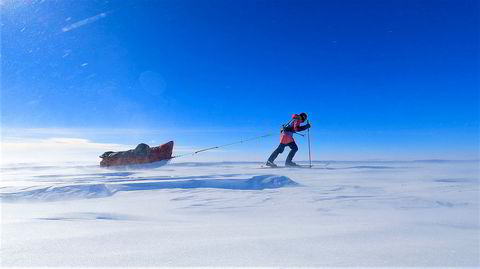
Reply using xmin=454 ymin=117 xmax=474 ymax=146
xmin=266 ymin=113 xmax=311 ymax=167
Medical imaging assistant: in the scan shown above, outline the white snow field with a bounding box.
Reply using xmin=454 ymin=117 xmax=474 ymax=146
xmin=1 ymin=160 xmax=479 ymax=267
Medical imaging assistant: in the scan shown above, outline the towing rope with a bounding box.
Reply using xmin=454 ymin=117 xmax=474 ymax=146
xmin=170 ymin=133 xmax=276 ymax=159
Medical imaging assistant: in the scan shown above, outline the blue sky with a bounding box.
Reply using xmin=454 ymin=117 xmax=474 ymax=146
xmin=1 ymin=0 xmax=479 ymax=162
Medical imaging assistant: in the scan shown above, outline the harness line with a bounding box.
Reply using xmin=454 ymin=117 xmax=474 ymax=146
xmin=170 ymin=133 xmax=276 ymax=159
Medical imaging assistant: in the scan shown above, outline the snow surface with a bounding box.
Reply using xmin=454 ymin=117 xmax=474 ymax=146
xmin=1 ymin=160 xmax=479 ymax=267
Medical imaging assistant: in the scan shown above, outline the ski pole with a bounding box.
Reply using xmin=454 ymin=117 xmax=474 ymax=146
xmin=307 ymin=120 xmax=312 ymax=168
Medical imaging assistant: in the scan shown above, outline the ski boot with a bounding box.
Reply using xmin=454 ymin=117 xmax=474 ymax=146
xmin=285 ymin=161 xmax=301 ymax=167
xmin=265 ymin=161 xmax=278 ymax=168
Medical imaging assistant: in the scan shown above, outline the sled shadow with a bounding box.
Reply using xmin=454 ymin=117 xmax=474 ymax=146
xmin=102 ymin=160 xmax=171 ymax=170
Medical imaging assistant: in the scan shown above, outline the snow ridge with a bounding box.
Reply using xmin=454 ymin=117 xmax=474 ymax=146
xmin=1 ymin=175 xmax=299 ymax=202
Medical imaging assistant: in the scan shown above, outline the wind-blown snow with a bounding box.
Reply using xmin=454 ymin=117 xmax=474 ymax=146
xmin=1 ymin=160 xmax=479 ymax=267
xmin=61 ymin=12 xmax=108 ymax=32
xmin=1 ymin=174 xmax=298 ymax=202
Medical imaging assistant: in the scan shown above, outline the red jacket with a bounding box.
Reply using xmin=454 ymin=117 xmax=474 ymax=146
xmin=280 ymin=114 xmax=301 ymax=144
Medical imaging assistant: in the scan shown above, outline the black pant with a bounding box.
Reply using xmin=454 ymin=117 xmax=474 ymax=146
xmin=268 ymin=142 xmax=298 ymax=164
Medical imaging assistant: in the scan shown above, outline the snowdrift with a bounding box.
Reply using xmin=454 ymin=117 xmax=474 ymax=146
xmin=1 ymin=175 xmax=299 ymax=202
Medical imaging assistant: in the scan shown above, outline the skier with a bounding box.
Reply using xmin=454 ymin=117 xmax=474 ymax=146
xmin=266 ymin=113 xmax=311 ymax=167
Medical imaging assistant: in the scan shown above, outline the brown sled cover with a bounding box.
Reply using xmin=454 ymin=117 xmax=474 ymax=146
xmin=100 ymin=141 xmax=174 ymax=167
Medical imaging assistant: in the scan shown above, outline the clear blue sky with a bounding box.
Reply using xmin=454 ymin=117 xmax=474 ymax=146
xmin=1 ymin=0 xmax=479 ymax=161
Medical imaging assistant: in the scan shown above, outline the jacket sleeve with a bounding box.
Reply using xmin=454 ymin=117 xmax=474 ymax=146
xmin=296 ymin=123 xmax=311 ymax=132
xmin=297 ymin=124 xmax=310 ymax=132
xmin=283 ymin=126 xmax=293 ymax=132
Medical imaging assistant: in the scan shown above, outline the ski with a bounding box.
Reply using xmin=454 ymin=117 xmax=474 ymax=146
xmin=260 ymin=165 xmax=311 ymax=169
